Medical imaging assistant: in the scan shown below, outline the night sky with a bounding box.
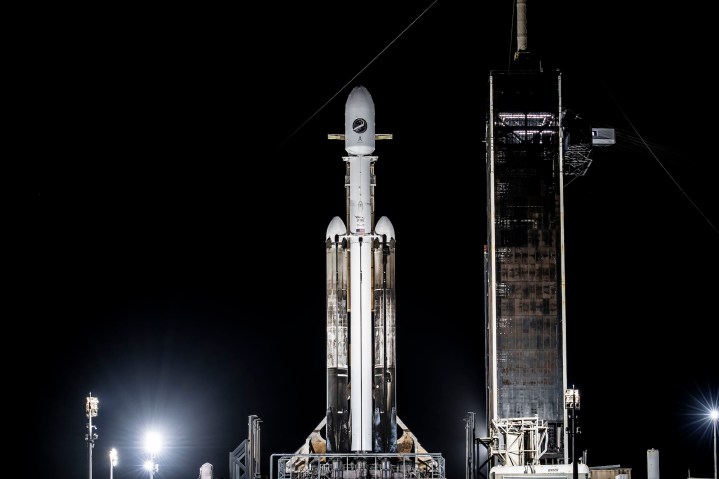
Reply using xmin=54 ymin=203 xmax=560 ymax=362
xmin=17 ymin=2 xmax=717 ymax=478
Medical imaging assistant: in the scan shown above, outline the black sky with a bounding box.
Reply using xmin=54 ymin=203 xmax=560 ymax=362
xmin=16 ymin=2 xmax=718 ymax=478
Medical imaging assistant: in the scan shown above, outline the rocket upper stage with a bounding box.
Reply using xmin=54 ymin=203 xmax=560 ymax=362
xmin=344 ymin=86 xmax=376 ymax=156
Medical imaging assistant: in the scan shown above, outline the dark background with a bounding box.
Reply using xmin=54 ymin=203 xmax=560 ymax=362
xmin=14 ymin=1 xmax=717 ymax=478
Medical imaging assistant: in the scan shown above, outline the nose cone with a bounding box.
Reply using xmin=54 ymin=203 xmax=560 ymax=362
xmin=344 ymin=85 xmax=375 ymax=156
xmin=326 ymin=216 xmax=347 ymax=240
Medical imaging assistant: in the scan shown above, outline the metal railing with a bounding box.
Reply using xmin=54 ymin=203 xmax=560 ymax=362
xmin=271 ymin=452 xmax=446 ymax=479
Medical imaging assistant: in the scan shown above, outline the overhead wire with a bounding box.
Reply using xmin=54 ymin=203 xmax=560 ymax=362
xmin=601 ymin=84 xmax=718 ymax=235
xmin=278 ymin=1 xmax=439 ymax=150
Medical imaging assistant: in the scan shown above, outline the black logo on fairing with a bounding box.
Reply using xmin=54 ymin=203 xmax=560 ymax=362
xmin=352 ymin=118 xmax=368 ymax=134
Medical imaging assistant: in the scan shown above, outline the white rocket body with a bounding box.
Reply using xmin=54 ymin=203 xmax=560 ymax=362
xmin=325 ymin=86 xmax=397 ymax=454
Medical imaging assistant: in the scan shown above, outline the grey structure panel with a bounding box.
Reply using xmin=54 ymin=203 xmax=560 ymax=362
xmin=486 ymin=70 xmax=566 ymax=462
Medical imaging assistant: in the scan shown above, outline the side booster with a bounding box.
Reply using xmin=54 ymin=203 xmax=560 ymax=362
xmin=325 ymin=85 xmax=397 ymax=454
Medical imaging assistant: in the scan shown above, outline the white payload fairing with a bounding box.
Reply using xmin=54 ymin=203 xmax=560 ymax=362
xmin=325 ymin=85 xmax=398 ymax=454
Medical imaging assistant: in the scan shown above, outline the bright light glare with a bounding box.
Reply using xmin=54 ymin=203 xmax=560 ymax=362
xmin=86 ymin=395 xmax=99 ymax=417
xmin=710 ymin=409 xmax=718 ymax=421
xmin=144 ymin=431 xmax=162 ymax=454
xmin=144 ymin=460 xmax=154 ymax=471
xmin=109 ymin=448 xmax=118 ymax=466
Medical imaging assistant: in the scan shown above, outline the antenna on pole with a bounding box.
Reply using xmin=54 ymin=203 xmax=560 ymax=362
xmin=513 ymin=0 xmax=539 ymax=69
xmin=515 ymin=0 xmax=528 ymax=56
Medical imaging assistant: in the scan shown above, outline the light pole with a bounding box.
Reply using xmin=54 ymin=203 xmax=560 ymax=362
xmin=85 ymin=393 xmax=99 ymax=479
xmin=565 ymin=388 xmax=580 ymax=479
xmin=710 ymin=409 xmax=718 ymax=479
xmin=144 ymin=431 xmax=162 ymax=479
xmin=109 ymin=448 xmax=118 ymax=479
xmin=144 ymin=459 xmax=159 ymax=479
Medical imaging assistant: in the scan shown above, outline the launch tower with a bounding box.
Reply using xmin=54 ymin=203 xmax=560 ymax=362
xmin=467 ymin=1 xmax=613 ymax=478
